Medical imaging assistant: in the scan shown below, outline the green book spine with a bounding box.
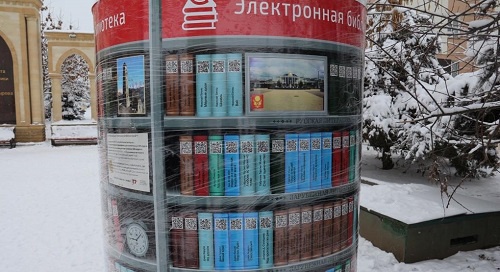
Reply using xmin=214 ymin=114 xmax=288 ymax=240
xmin=209 ymin=135 xmax=224 ymax=196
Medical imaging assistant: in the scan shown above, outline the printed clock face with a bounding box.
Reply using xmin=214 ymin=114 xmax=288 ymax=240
xmin=125 ymin=222 xmax=149 ymax=257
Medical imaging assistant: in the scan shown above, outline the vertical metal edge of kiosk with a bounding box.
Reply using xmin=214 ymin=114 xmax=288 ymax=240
xmin=149 ymin=0 xmax=168 ymax=271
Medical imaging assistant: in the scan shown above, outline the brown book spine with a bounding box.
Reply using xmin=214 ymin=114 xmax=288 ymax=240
xmin=322 ymin=202 xmax=334 ymax=256
xmin=184 ymin=212 xmax=199 ymax=269
xmin=300 ymin=206 xmax=313 ymax=261
xmin=170 ymin=212 xmax=185 ymax=268
xmin=287 ymin=207 xmax=301 ymax=263
xmin=340 ymin=199 xmax=349 ymax=250
xmin=332 ymin=200 xmax=342 ymax=252
xmin=165 ymin=54 xmax=180 ymax=116
xmin=311 ymin=204 xmax=324 ymax=258
xmin=179 ymin=53 xmax=195 ymax=116
xmin=273 ymin=209 xmax=288 ymax=266
xmin=179 ymin=135 xmax=194 ymax=195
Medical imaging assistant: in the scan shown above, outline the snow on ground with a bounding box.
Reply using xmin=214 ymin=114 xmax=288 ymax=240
xmin=0 ymin=142 xmax=499 ymax=271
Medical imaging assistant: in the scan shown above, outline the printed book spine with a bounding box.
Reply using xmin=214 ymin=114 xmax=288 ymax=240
xmin=214 ymin=213 xmax=230 ymax=270
xmin=322 ymin=202 xmax=334 ymax=256
xmin=196 ymin=54 xmax=211 ymax=117
xmin=340 ymin=199 xmax=349 ymax=250
xmin=179 ymin=135 xmax=194 ymax=195
xmin=258 ymin=211 xmax=274 ymax=268
xmin=193 ymin=135 xmax=209 ymax=196
xmin=332 ymin=131 xmax=342 ymax=187
xmin=321 ymin=132 xmax=332 ymax=189
xmin=229 ymin=212 xmax=244 ymax=270
xmin=224 ymin=135 xmax=240 ymax=196
xmin=255 ymin=134 xmax=271 ymax=195
xmin=311 ymin=203 xmax=324 ymax=258
xmin=208 ymin=135 xmax=225 ymax=196
xmin=198 ymin=212 xmax=214 ymax=270
xmin=355 ymin=129 xmax=361 ymax=181
xmin=310 ymin=132 xmax=322 ymax=190
xmin=240 ymin=134 xmax=256 ymax=196
xmin=170 ymin=212 xmax=185 ymax=268
xmin=332 ymin=200 xmax=342 ymax=253
xmin=270 ymin=132 xmax=286 ymax=194
xmin=111 ymin=199 xmax=124 ymax=252
xmin=344 ymin=259 xmax=351 ymax=272
xmin=347 ymin=196 xmax=354 ymax=246
xmin=105 ymin=198 xmax=114 ymax=249
xmin=353 ymin=194 xmax=359 ymax=246
xmin=287 ymin=207 xmax=301 ymax=263
xmin=349 ymin=130 xmax=356 ymax=183
xmin=211 ymin=54 xmax=227 ymax=117
xmin=273 ymin=209 xmax=288 ymax=266
xmin=184 ymin=212 xmax=199 ymax=269
xmin=300 ymin=206 xmax=313 ymax=261
xmin=226 ymin=53 xmax=243 ymax=116
xmin=298 ymin=133 xmax=311 ymax=192
xmin=179 ymin=53 xmax=195 ymax=116
xmin=165 ymin=54 xmax=179 ymax=116
xmin=243 ymin=212 xmax=259 ymax=269
xmin=285 ymin=134 xmax=299 ymax=193
xmin=342 ymin=131 xmax=350 ymax=185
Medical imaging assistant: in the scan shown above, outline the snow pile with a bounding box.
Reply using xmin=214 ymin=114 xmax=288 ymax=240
xmin=51 ymin=122 xmax=97 ymax=140
xmin=0 ymin=126 xmax=14 ymax=141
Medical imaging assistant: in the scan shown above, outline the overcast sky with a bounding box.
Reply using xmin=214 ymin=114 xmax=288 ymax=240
xmin=44 ymin=0 xmax=95 ymax=32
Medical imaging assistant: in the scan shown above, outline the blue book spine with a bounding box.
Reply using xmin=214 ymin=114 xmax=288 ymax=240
xmin=298 ymin=133 xmax=311 ymax=192
xmin=214 ymin=213 xmax=230 ymax=270
xmin=120 ymin=264 xmax=127 ymax=272
xmin=310 ymin=132 xmax=322 ymax=190
xmin=243 ymin=212 xmax=259 ymax=269
xmin=349 ymin=130 xmax=356 ymax=183
xmin=258 ymin=211 xmax=274 ymax=268
xmin=255 ymin=134 xmax=271 ymax=195
xmin=226 ymin=53 xmax=243 ymax=116
xmin=224 ymin=135 xmax=240 ymax=196
xmin=285 ymin=134 xmax=299 ymax=193
xmin=229 ymin=213 xmax=244 ymax=270
xmin=114 ymin=262 xmax=121 ymax=272
xmin=240 ymin=135 xmax=256 ymax=196
xmin=321 ymin=132 xmax=333 ymax=189
xmin=198 ymin=212 xmax=215 ymax=270
xmin=211 ymin=54 xmax=227 ymax=117
xmin=196 ymin=54 xmax=211 ymax=117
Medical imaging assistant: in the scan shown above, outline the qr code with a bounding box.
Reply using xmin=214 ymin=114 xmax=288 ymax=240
xmin=260 ymin=217 xmax=272 ymax=229
xmin=228 ymin=59 xmax=241 ymax=72
xmin=354 ymin=67 xmax=359 ymax=79
xmin=323 ymin=137 xmax=332 ymax=150
xmin=272 ymin=139 xmax=284 ymax=153
xmin=324 ymin=207 xmax=333 ymax=220
xmin=343 ymin=136 xmax=350 ymax=148
xmin=179 ymin=141 xmax=193 ymax=155
xmin=197 ymin=60 xmax=210 ymax=74
xmin=330 ymin=64 xmax=339 ymax=77
xmin=349 ymin=201 xmax=354 ymax=212
xmin=210 ymin=140 xmax=223 ymax=154
xmin=286 ymin=139 xmax=297 ymax=152
xmin=166 ymin=60 xmax=178 ymax=74
xmin=256 ymin=140 xmax=269 ymax=153
xmin=103 ymin=67 xmax=112 ymax=81
xmin=289 ymin=212 xmax=300 ymax=226
xmin=180 ymin=59 xmax=193 ymax=74
xmin=301 ymin=210 xmax=312 ymax=224
xmin=311 ymin=137 xmax=321 ymax=151
xmin=334 ymin=205 xmax=342 ymax=218
xmin=245 ymin=218 xmax=257 ymax=230
xmin=299 ymin=139 xmax=310 ymax=151
xmin=346 ymin=67 xmax=353 ymax=79
xmin=215 ymin=218 xmax=227 ymax=231
xmin=275 ymin=214 xmax=287 ymax=228
xmin=172 ymin=217 xmax=183 ymax=230
xmin=333 ymin=137 xmax=342 ymax=149
xmin=342 ymin=203 xmax=348 ymax=216
xmin=230 ymin=218 xmax=242 ymax=230
xmin=313 ymin=208 xmax=323 ymax=221
xmin=185 ymin=218 xmax=198 ymax=230
xmin=225 ymin=141 xmax=238 ymax=154
xmin=195 ymin=141 xmax=208 ymax=155
xmin=212 ymin=60 xmax=225 ymax=73
xmin=240 ymin=140 xmax=253 ymax=154
xmin=339 ymin=66 xmax=346 ymax=78
xmin=199 ymin=218 xmax=212 ymax=231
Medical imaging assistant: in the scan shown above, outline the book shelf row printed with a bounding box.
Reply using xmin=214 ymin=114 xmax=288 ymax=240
xmin=108 ymin=259 xmax=143 ymax=272
xmin=169 ymin=196 xmax=358 ymax=270
xmin=175 ymin=130 xmax=360 ymax=196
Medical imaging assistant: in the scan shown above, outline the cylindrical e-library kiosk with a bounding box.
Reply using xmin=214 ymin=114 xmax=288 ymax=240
xmin=93 ymin=0 xmax=366 ymax=271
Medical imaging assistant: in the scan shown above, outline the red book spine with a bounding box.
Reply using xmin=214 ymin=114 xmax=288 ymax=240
xmin=300 ymin=206 xmax=313 ymax=261
xmin=184 ymin=212 xmax=199 ymax=269
xmin=193 ymin=135 xmax=209 ymax=196
xmin=110 ymin=199 xmax=124 ymax=252
xmin=170 ymin=212 xmax=185 ymax=268
xmin=179 ymin=135 xmax=194 ymax=195
xmin=311 ymin=204 xmax=324 ymax=258
xmin=274 ymin=209 xmax=288 ymax=266
xmin=347 ymin=196 xmax=354 ymax=246
xmin=322 ymin=202 xmax=334 ymax=256
xmin=340 ymin=199 xmax=349 ymax=250
xmin=179 ymin=53 xmax=195 ymax=116
xmin=332 ymin=200 xmax=342 ymax=253
xmin=342 ymin=131 xmax=350 ymax=185
xmin=165 ymin=54 xmax=180 ymax=116
xmin=332 ymin=132 xmax=342 ymax=187
xmin=287 ymin=207 xmax=301 ymax=263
